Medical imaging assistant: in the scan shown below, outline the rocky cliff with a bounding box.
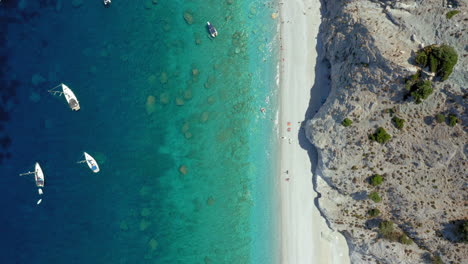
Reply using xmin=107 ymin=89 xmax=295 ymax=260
xmin=306 ymin=0 xmax=467 ymax=263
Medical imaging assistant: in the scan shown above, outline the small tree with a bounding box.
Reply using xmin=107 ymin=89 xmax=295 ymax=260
xmin=368 ymin=208 xmax=380 ymax=218
xmin=342 ymin=118 xmax=353 ymax=127
xmin=435 ymin=114 xmax=445 ymax=123
xmin=446 ymin=10 xmax=460 ymax=19
xmin=416 ymin=45 xmax=458 ymax=81
xmin=432 ymin=255 xmax=444 ymax=264
xmin=392 ymin=116 xmax=405 ymax=130
xmin=410 ymin=80 xmax=433 ymax=104
xmin=370 ymin=174 xmax=383 ymax=186
xmin=369 ymin=192 xmax=381 ymax=203
xmin=369 ymin=127 xmax=391 ymax=144
xmin=399 ymin=234 xmax=413 ymax=245
xmin=379 ymin=220 xmax=394 ymax=236
xmin=448 ymin=114 xmax=458 ymax=127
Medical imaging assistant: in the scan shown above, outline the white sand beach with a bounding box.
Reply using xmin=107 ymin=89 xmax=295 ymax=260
xmin=278 ymin=0 xmax=350 ymax=263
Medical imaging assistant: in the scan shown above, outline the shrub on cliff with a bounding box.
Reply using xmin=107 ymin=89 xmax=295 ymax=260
xmin=415 ymin=45 xmax=458 ymax=81
xmin=409 ymin=80 xmax=433 ymax=104
xmin=370 ymin=174 xmax=383 ymax=186
xmin=392 ymin=116 xmax=405 ymax=130
xmin=448 ymin=114 xmax=459 ymax=127
xmin=369 ymin=192 xmax=381 ymax=203
xmin=342 ymin=118 xmax=352 ymax=127
xmin=399 ymin=234 xmax=413 ymax=245
xmin=446 ymin=10 xmax=460 ymax=19
xmin=368 ymin=208 xmax=380 ymax=218
xmin=369 ymin=127 xmax=391 ymax=144
xmin=432 ymin=255 xmax=444 ymax=264
xmin=379 ymin=220 xmax=394 ymax=236
xmin=435 ymin=114 xmax=446 ymax=123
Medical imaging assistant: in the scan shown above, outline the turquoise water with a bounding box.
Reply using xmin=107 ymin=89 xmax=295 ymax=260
xmin=0 ymin=1 xmax=279 ymax=263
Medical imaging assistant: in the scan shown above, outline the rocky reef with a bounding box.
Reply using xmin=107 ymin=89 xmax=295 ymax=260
xmin=306 ymin=0 xmax=467 ymax=263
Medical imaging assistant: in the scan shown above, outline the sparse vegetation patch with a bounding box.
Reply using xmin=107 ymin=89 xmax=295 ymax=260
xmin=368 ymin=191 xmax=381 ymax=203
xmin=448 ymin=114 xmax=458 ymax=127
xmin=415 ymin=45 xmax=458 ymax=81
xmin=369 ymin=127 xmax=391 ymax=144
xmin=342 ymin=118 xmax=353 ymax=127
xmin=370 ymin=174 xmax=383 ymax=186
xmin=435 ymin=114 xmax=445 ymax=123
xmin=368 ymin=208 xmax=380 ymax=217
xmin=392 ymin=116 xmax=405 ymax=129
xmin=409 ymin=80 xmax=433 ymax=104
xmin=446 ymin=10 xmax=460 ymax=19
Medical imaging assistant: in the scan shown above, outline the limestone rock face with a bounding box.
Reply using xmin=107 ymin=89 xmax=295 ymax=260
xmin=306 ymin=1 xmax=467 ymax=263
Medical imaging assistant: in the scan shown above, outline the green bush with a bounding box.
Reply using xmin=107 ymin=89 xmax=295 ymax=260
xmin=435 ymin=114 xmax=445 ymax=123
xmin=409 ymin=80 xmax=433 ymax=104
xmin=369 ymin=127 xmax=391 ymax=144
xmin=446 ymin=10 xmax=460 ymax=19
xmin=405 ymin=71 xmax=421 ymax=91
xmin=342 ymin=118 xmax=353 ymax=127
xmin=392 ymin=116 xmax=405 ymax=129
xmin=415 ymin=52 xmax=427 ymax=67
xmin=416 ymin=45 xmax=458 ymax=81
xmin=448 ymin=114 xmax=458 ymax=127
xmin=369 ymin=192 xmax=381 ymax=202
xmin=370 ymin=174 xmax=383 ymax=186
xmin=368 ymin=208 xmax=380 ymax=218
xmin=399 ymin=234 xmax=413 ymax=245
xmin=432 ymin=255 xmax=444 ymax=264
xmin=379 ymin=220 xmax=394 ymax=236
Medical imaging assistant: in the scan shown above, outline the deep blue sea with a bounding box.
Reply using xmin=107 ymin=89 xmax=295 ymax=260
xmin=0 ymin=1 xmax=279 ymax=263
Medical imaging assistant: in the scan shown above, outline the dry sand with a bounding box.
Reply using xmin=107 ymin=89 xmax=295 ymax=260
xmin=278 ymin=0 xmax=350 ymax=263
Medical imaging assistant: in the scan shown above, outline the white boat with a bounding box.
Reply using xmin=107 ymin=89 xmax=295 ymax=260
xmin=34 ymin=163 xmax=45 ymax=187
xmin=20 ymin=162 xmax=45 ymax=187
xmin=61 ymin=84 xmax=80 ymax=111
xmin=49 ymin=83 xmax=80 ymax=111
xmin=81 ymin=152 xmax=100 ymax=173
xmin=207 ymin=22 xmax=218 ymax=38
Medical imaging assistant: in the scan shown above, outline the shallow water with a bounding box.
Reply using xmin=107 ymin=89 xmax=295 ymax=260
xmin=0 ymin=1 xmax=278 ymax=263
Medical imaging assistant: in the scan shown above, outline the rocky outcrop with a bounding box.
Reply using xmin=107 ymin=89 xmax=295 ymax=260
xmin=306 ymin=0 xmax=467 ymax=263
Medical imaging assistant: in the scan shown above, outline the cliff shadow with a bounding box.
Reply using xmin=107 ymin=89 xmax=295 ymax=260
xmin=296 ymin=2 xmax=333 ymax=225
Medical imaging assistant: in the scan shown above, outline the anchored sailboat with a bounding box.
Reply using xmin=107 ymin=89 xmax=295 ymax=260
xmin=78 ymin=152 xmax=100 ymax=173
xmin=20 ymin=162 xmax=45 ymax=188
xmin=48 ymin=83 xmax=80 ymax=111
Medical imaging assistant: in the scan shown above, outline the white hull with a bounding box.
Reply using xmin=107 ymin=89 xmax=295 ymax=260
xmin=84 ymin=152 xmax=100 ymax=173
xmin=61 ymin=84 xmax=80 ymax=111
xmin=35 ymin=162 xmax=45 ymax=187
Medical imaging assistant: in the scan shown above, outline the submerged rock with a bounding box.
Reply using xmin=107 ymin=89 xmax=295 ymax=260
xmin=148 ymin=238 xmax=158 ymax=251
xmin=29 ymin=92 xmax=40 ymax=102
xmin=200 ymin=112 xmax=209 ymax=123
xmin=119 ymin=221 xmax=129 ymax=231
xmin=175 ymin=97 xmax=184 ymax=106
xmin=159 ymin=93 xmax=170 ymax=104
xmin=179 ymin=165 xmax=188 ymax=175
xmin=31 ymin=74 xmax=46 ymax=86
xmin=183 ymin=12 xmax=194 ymax=25
xmin=71 ymin=0 xmax=83 ymax=8
xmin=183 ymin=89 xmax=192 ymax=100
xmin=159 ymin=72 xmax=168 ymax=84
xmin=146 ymin=95 xmax=156 ymax=115
xmin=140 ymin=208 xmax=151 ymax=217
xmin=206 ymin=197 xmax=215 ymax=206
xmin=139 ymin=220 xmax=151 ymax=231
xmin=139 ymin=186 xmax=150 ymax=197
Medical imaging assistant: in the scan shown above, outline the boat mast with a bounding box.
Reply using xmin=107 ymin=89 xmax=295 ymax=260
xmin=48 ymin=83 xmax=64 ymax=96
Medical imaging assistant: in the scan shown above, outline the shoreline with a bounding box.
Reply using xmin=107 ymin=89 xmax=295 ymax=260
xmin=277 ymin=0 xmax=350 ymax=263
